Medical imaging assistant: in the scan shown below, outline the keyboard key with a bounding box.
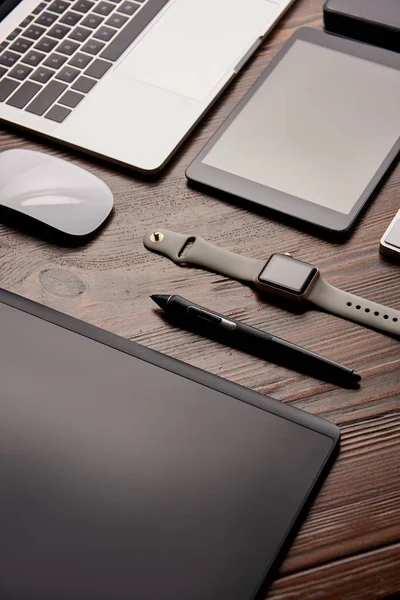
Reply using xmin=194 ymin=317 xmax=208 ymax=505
xmin=72 ymin=0 xmax=94 ymax=13
xmin=84 ymin=58 xmax=110 ymax=78
xmin=60 ymin=11 xmax=82 ymax=26
xmin=93 ymin=26 xmax=115 ymax=42
xmin=0 ymin=67 xmax=7 ymax=79
xmin=105 ymin=12 xmax=127 ymax=28
xmin=69 ymin=26 xmax=91 ymax=42
xmin=57 ymin=39 xmax=79 ymax=54
xmin=31 ymin=65 xmax=54 ymax=83
xmin=10 ymin=37 xmax=33 ymax=53
xmin=19 ymin=15 xmax=34 ymax=28
xmin=35 ymin=36 xmax=58 ymax=52
xmin=69 ymin=52 xmax=92 ymax=68
xmin=59 ymin=89 xmax=83 ymax=107
xmin=7 ymin=28 xmax=22 ymax=42
xmin=117 ymin=1 xmax=139 ymax=16
xmin=44 ymin=52 xmax=67 ymax=68
xmin=93 ymin=1 xmax=114 ymax=16
xmin=35 ymin=11 xmax=58 ymax=27
xmin=81 ymin=39 xmax=104 ymax=54
xmin=45 ymin=104 xmax=71 ymax=122
xmin=0 ymin=41 xmax=9 ymax=53
xmin=72 ymin=74 xmax=95 ymax=92
xmin=48 ymin=24 xmax=70 ymax=39
xmin=32 ymin=2 xmax=47 ymax=15
xmin=81 ymin=13 xmax=103 ymax=28
xmin=47 ymin=0 xmax=69 ymax=14
xmin=7 ymin=80 xmax=41 ymax=108
xmin=21 ymin=50 xmax=45 ymax=66
xmin=56 ymin=65 xmax=79 ymax=82
xmin=102 ymin=0 xmax=168 ymax=62
xmin=9 ymin=64 xmax=33 ymax=80
xmin=0 ymin=77 xmax=19 ymax=101
xmin=0 ymin=50 xmax=20 ymax=67
xmin=24 ymin=24 xmax=46 ymax=40
xmin=26 ymin=79 xmax=66 ymax=114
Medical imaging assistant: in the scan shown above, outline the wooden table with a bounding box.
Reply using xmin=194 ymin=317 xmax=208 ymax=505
xmin=1 ymin=0 xmax=399 ymax=598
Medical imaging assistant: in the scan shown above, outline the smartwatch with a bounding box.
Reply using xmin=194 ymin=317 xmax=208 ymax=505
xmin=144 ymin=229 xmax=400 ymax=336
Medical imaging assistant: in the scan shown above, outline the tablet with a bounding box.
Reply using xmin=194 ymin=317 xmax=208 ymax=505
xmin=186 ymin=28 xmax=400 ymax=233
xmin=0 ymin=288 xmax=339 ymax=600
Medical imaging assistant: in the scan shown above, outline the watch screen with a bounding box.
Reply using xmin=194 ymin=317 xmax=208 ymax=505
xmin=258 ymin=254 xmax=317 ymax=295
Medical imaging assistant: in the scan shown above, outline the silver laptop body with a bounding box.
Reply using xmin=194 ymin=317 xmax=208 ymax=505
xmin=0 ymin=0 xmax=295 ymax=173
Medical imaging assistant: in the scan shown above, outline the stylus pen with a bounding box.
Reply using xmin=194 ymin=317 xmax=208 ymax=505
xmin=151 ymin=294 xmax=361 ymax=386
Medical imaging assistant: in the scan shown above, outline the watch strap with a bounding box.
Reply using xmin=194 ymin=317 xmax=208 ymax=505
xmin=143 ymin=229 xmax=264 ymax=282
xmin=309 ymin=277 xmax=400 ymax=336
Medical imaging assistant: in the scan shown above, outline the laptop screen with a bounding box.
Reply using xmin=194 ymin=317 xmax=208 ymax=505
xmin=0 ymin=0 xmax=22 ymax=20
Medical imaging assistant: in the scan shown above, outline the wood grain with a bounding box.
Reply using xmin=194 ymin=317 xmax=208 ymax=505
xmin=1 ymin=0 xmax=400 ymax=598
xmin=269 ymin=543 xmax=400 ymax=600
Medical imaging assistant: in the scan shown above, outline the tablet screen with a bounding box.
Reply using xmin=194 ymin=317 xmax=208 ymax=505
xmin=203 ymin=39 xmax=400 ymax=214
xmin=0 ymin=298 xmax=335 ymax=600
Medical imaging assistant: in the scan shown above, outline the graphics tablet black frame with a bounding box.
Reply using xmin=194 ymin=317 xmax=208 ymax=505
xmin=0 ymin=287 xmax=340 ymax=600
xmin=186 ymin=27 xmax=400 ymax=234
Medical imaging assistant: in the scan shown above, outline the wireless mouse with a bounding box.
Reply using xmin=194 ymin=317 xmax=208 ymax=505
xmin=0 ymin=149 xmax=113 ymax=236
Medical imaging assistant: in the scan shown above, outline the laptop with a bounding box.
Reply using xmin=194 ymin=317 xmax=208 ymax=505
xmin=0 ymin=0 xmax=295 ymax=173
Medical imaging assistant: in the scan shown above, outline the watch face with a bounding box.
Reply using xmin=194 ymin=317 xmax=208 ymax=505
xmin=258 ymin=254 xmax=318 ymax=296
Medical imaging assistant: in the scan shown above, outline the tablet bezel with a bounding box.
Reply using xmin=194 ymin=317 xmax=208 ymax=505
xmin=186 ymin=27 xmax=400 ymax=233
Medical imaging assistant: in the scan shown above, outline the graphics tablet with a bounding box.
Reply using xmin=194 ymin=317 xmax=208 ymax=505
xmin=0 ymin=288 xmax=339 ymax=600
xmin=186 ymin=28 xmax=400 ymax=233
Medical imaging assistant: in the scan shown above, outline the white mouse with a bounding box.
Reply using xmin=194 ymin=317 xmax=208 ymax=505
xmin=0 ymin=149 xmax=113 ymax=236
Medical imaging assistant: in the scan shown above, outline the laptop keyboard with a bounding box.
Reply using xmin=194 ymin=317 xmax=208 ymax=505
xmin=0 ymin=0 xmax=169 ymax=123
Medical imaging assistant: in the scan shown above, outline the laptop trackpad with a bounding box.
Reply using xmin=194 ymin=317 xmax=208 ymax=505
xmin=115 ymin=0 xmax=279 ymax=101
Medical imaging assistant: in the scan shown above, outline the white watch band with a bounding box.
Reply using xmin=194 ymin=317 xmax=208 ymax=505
xmin=308 ymin=277 xmax=400 ymax=336
xmin=144 ymin=228 xmax=400 ymax=336
xmin=143 ymin=229 xmax=264 ymax=281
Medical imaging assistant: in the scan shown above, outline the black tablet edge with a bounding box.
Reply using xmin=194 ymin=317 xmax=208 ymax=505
xmin=0 ymin=286 xmax=340 ymax=444
xmin=250 ymin=432 xmax=340 ymax=600
xmin=186 ymin=27 xmax=400 ymax=233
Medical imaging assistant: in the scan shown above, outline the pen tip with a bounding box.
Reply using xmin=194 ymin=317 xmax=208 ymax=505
xmin=352 ymin=371 xmax=361 ymax=383
xmin=150 ymin=294 xmax=170 ymax=310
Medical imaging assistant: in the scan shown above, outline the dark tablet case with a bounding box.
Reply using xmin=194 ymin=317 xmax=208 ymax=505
xmin=0 ymin=288 xmax=339 ymax=600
